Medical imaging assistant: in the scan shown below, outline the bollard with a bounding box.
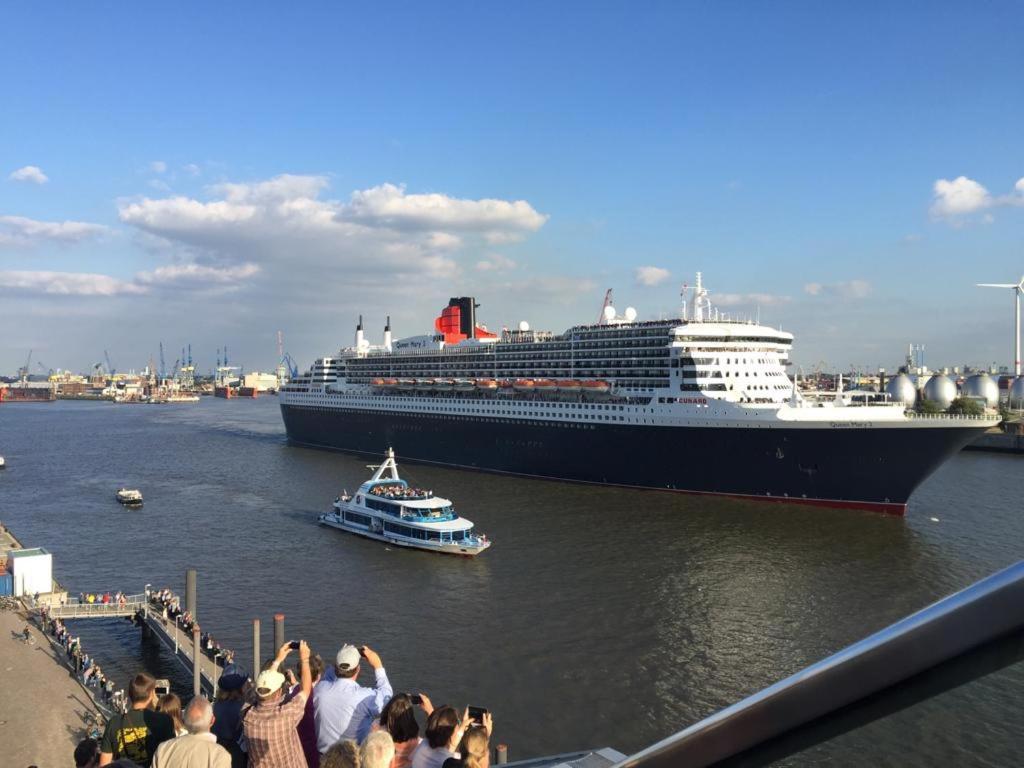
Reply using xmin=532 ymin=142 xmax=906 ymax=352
xmin=252 ymin=618 xmax=261 ymax=679
xmin=495 ymin=744 xmax=508 ymax=764
xmin=274 ymin=613 xmax=285 ymax=652
xmin=192 ymin=626 xmax=201 ymax=697
xmin=185 ymin=568 xmax=197 ymax=619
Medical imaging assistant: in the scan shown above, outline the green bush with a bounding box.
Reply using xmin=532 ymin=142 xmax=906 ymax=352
xmin=917 ymin=399 xmax=944 ymax=414
xmin=947 ymin=397 xmax=985 ymax=416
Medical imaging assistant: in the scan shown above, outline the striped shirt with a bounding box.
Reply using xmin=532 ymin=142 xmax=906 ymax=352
xmin=243 ymin=691 xmax=307 ymax=768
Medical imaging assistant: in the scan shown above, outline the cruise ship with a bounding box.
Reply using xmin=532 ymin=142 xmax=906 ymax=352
xmin=280 ymin=275 xmax=998 ymax=515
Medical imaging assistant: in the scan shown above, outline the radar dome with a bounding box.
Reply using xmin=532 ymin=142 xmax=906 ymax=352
xmin=518 ymin=320 xmax=530 ymax=332
xmin=885 ymin=373 xmax=917 ymax=406
xmin=624 ymin=307 xmax=637 ymax=321
xmin=1009 ymin=376 xmax=1024 ymax=410
xmin=922 ymin=374 xmax=956 ymax=409
xmin=603 ymin=305 xmax=616 ymax=321
xmin=962 ymin=373 xmax=999 ymax=409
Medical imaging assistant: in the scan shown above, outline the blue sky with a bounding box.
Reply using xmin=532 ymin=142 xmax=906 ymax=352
xmin=2 ymin=2 xmax=1023 ymax=375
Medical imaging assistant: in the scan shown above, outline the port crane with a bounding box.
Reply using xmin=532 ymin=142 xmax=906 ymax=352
xmin=104 ymin=350 xmax=116 ymax=376
xmin=159 ymin=342 xmax=166 ymax=380
xmin=17 ymin=350 xmax=32 ymax=383
xmin=282 ymin=353 xmax=299 ymax=378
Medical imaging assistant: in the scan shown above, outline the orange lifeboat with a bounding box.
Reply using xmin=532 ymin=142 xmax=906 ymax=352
xmin=512 ymin=379 xmax=535 ymax=393
xmin=581 ymin=379 xmax=611 ymax=397
xmin=382 ymin=378 xmax=399 ymax=388
xmin=475 ymin=378 xmax=498 ymax=391
xmin=371 ymin=378 xmax=386 ymax=387
xmin=556 ymin=379 xmax=582 ymax=393
xmin=533 ymin=378 xmax=557 ymax=395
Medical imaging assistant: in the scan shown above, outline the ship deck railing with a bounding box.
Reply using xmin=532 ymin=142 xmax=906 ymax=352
xmin=610 ymin=560 xmax=1024 ymax=768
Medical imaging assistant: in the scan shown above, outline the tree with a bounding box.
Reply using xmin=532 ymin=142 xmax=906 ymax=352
xmin=918 ymin=399 xmax=944 ymax=414
xmin=947 ymin=397 xmax=984 ymax=416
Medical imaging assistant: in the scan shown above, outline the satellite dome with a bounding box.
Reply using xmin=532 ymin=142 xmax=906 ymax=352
xmin=624 ymin=307 xmax=637 ymax=322
xmin=1010 ymin=376 xmax=1024 ymax=409
xmin=603 ymin=305 xmax=616 ymax=321
xmin=518 ymin=320 xmax=530 ymax=332
xmin=885 ymin=373 xmax=917 ymax=406
xmin=922 ymin=374 xmax=956 ymax=409
xmin=962 ymin=373 xmax=999 ymax=409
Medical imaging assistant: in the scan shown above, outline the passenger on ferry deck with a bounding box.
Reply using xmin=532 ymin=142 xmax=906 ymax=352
xmin=375 ymin=692 xmax=433 ymax=768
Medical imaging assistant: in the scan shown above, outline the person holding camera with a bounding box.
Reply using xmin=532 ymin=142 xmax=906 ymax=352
xmin=313 ymin=643 xmax=394 ymax=755
xmin=242 ymin=640 xmax=313 ymax=768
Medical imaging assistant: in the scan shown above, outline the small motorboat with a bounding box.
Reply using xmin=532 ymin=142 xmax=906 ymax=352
xmin=116 ymin=488 xmax=143 ymax=506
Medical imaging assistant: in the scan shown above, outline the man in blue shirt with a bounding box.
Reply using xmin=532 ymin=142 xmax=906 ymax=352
xmin=313 ymin=644 xmax=393 ymax=753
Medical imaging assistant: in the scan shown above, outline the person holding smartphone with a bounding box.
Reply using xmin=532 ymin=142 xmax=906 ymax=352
xmin=313 ymin=643 xmax=393 ymax=756
xmin=376 ymin=692 xmax=434 ymax=768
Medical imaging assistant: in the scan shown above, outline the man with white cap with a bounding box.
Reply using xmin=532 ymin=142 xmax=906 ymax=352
xmin=242 ymin=640 xmax=312 ymax=768
xmin=313 ymin=643 xmax=393 ymax=755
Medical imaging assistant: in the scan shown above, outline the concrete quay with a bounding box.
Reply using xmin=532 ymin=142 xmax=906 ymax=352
xmin=0 ymin=605 xmax=103 ymax=768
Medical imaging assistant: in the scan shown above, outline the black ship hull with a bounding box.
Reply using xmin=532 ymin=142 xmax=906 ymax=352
xmin=280 ymin=404 xmax=984 ymax=514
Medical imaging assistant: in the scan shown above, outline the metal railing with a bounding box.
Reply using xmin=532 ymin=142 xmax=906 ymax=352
xmin=615 ymin=560 xmax=1024 ymax=768
xmin=50 ymin=593 xmax=146 ymax=618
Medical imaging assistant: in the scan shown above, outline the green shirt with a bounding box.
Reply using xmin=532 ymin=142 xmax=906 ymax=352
xmin=100 ymin=708 xmax=176 ymax=767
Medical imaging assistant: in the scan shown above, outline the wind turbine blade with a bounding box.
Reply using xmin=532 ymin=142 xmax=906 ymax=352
xmin=977 ymin=283 xmax=1017 ymax=288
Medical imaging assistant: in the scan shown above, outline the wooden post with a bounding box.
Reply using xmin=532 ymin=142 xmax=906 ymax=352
xmin=185 ymin=568 xmax=197 ymax=619
xmin=273 ymin=613 xmax=285 ymax=652
xmin=495 ymin=744 xmax=508 ymax=764
xmin=252 ymin=619 xmax=261 ymax=679
xmin=192 ymin=626 xmax=201 ymax=697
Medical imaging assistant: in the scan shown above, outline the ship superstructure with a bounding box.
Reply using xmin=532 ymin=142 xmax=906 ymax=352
xmin=280 ymin=275 xmax=997 ymax=514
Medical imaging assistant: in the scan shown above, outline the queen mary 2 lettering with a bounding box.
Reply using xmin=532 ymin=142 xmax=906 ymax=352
xmin=279 ymin=274 xmax=998 ymax=515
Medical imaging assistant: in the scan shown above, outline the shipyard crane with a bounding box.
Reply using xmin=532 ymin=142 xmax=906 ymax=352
xmin=16 ymin=350 xmax=33 ymax=383
xmin=596 ymin=289 xmax=613 ymax=324
xmin=159 ymin=342 xmax=166 ymax=380
xmin=104 ymin=350 xmax=115 ymax=376
xmin=282 ymin=353 xmax=299 ymax=378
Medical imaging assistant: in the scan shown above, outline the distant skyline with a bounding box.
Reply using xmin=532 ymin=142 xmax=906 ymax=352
xmin=2 ymin=2 xmax=1023 ymax=375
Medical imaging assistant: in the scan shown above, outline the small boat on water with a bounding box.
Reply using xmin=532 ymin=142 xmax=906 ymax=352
xmin=116 ymin=488 xmax=143 ymax=506
xmin=318 ymin=448 xmax=491 ymax=556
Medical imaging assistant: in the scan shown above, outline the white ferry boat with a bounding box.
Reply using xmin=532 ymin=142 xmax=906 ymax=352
xmin=116 ymin=488 xmax=143 ymax=506
xmin=318 ymin=449 xmax=491 ymax=556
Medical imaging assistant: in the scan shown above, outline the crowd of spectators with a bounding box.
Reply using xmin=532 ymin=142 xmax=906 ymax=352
xmin=44 ymin=610 xmax=126 ymax=713
xmin=78 ymin=591 xmax=130 ymax=609
xmin=80 ymin=639 xmax=495 ymax=768
xmin=148 ymin=587 xmax=236 ymax=667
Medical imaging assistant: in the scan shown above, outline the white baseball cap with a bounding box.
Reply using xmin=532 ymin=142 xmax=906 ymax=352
xmin=255 ymin=669 xmax=285 ymax=698
xmin=335 ymin=644 xmax=361 ymax=671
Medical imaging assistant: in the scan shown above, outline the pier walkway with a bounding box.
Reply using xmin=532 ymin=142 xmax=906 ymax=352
xmin=48 ymin=593 xmax=147 ymax=619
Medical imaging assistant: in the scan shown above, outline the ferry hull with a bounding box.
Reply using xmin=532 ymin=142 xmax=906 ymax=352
xmin=280 ymin=404 xmax=983 ymax=514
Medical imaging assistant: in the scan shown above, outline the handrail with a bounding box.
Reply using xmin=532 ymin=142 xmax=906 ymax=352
xmin=615 ymin=560 xmax=1024 ymax=768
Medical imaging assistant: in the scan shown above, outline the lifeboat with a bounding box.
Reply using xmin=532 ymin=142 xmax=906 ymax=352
xmin=513 ymin=379 xmax=535 ymax=393
xmin=414 ymin=378 xmax=436 ymax=391
xmin=382 ymin=378 xmax=399 ymax=388
xmin=434 ymin=378 xmax=454 ymax=391
xmin=556 ymin=379 xmax=582 ymax=394
xmin=498 ymin=379 xmax=515 ymax=389
xmin=533 ymin=378 xmax=557 ymax=395
xmin=371 ymin=378 xmax=386 ymax=388
xmin=475 ymin=378 xmax=498 ymax=391
xmin=397 ymin=379 xmax=416 ymax=390
xmin=453 ymin=378 xmax=475 ymax=391
xmin=581 ymin=379 xmax=611 ymax=397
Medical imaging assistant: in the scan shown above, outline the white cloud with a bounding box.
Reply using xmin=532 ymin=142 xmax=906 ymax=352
xmin=183 ymin=163 xmax=201 ymax=176
xmin=804 ymin=280 xmax=871 ymax=299
xmin=150 ymin=160 xmax=167 ymax=174
xmin=930 ymin=175 xmax=1024 ymax=221
xmin=475 ymin=253 xmax=517 ymax=272
xmin=341 ymin=182 xmax=548 ymax=234
xmin=8 ymin=165 xmax=49 ymax=184
xmin=117 ymin=175 xmax=547 ymax=283
xmin=0 ymin=270 xmax=146 ymax=296
xmin=0 ymin=215 xmax=108 ymax=248
xmin=634 ymin=266 xmax=670 ymax=287
xmin=715 ymin=292 xmax=790 ymax=307
xmin=137 ymin=262 xmax=261 ymax=285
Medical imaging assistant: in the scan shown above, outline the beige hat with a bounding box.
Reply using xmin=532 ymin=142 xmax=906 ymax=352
xmin=255 ymin=669 xmax=285 ymax=698
xmin=335 ymin=644 xmax=361 ymax=671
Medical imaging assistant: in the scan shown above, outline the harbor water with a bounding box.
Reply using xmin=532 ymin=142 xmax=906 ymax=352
xmin=1 ymin=398 xmax=1022 ymax=764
